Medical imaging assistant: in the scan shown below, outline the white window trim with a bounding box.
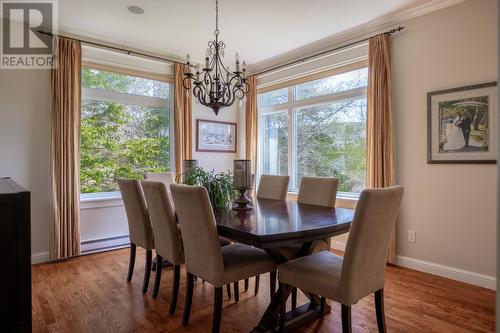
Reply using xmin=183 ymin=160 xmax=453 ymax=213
xmin=82 ymin=87 xmax=169 ymax=109
xmin=257 ymin=68 xmax=368 ymax=194
xmin=81 ymin=68 xmax=175 ymax=202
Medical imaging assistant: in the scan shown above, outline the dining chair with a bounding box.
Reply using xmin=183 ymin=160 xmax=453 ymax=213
xmin=284 ymin=176 xmax=339 ymax=310
xmin=144 ymin=172 xmax=175 ymax=190
xmin=141 ymin=180 xmax=183 ymax=314
xmin=278 ymin=185 xmax=404 ymax=333
xmin=256 ymin=174 xmax=290 ymax=200
xmin=117 ymin=178 xmax=154 ymax=295
xmin=170 ymin=184 xmax=277 ymax=333
xmin=250 ymin=174 xmax=290 ymax=296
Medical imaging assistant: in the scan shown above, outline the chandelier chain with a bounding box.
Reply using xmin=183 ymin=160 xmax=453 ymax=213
xmin=215 ymin=0 xmax=219 ymax=34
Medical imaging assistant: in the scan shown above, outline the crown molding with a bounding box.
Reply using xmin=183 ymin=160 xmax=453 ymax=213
xmin=247 ymin=0 xmax=466 ymax=75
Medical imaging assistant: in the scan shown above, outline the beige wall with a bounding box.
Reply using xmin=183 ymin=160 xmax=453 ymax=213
xmin=392 ymin=0 xmax=497 ymax=277
xmin=0 ymin=68 xmax=52 ymax=257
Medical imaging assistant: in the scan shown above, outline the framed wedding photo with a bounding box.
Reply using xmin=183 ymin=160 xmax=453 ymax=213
xmin=427 ymin=82 xmax=497 ymax=164
xmin=196 ymin=119 xmax=237 ymax=153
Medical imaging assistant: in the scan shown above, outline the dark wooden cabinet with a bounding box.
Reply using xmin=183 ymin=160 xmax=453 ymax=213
xmin=0 ymin=178 xmax=31 ymax=332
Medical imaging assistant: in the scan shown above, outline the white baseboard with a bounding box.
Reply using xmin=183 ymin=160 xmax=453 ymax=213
xmin=31 ymin=235 xmax=130 ymax=265
xmin=396 ymin=256 xmax=496 ymax=290
xmin=331 ymin=241 xmax=495 ymax=290
xmin=31 ymin=251 xmax=50 ymax=264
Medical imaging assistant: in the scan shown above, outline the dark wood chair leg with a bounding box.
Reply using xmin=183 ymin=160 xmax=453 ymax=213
xmin=169 ymin=265 xmax=181 ymax=315
xmin=183 ymin=273 xmax=194 ymax=326
xmin=142 ymin=250 xmax=152 ymax=294
xmin=226 ymin=284 xmax=231 ymax=299
xmin=127 ymin=243 xmax=136 ymax=282
xmin=244 ymin=278 xmax=249 ymax=291
xmin=279 ymin=283 xmax=287 ymax=332
xmin=291 ymin=288 xmax=297 ymax=310
xmin=270 ymin=271 xmax=277 ymax=298
xmin=212 ymin=287 xmax=223 ymax=333
xmin=375 ymin=289 xmax=387 ymax=333
xmin=254 ymin=275 xmax=260 ymax=296
xmin=341 ymin=304 xmax=352 ymax=333
xmin=233 ymin=281 xmax=239 ymax=303
xmin=320 ymin=296 xmax=326 ymax=314
xmin=152 ymin=255 xmax=163 ymax=298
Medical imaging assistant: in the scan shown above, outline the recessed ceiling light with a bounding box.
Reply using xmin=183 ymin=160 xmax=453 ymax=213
xmin=127 ymin=5 xmax=145 ymax=15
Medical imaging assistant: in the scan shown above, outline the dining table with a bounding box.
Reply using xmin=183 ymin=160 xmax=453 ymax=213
xmin=214 ymin=198 xmax=355 ymax=333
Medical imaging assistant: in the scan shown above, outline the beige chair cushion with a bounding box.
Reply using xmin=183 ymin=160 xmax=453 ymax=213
xmin=278 ymin=186 xmax=404 ymax=305
xmin=221 ymin=243 xmax=277 ymax=286
xmin=297 ymin=176 xmax=339 ymax=207
xmin=170 ymin=184 xmax=276 ymax=287
xmin=141 ymin=180 xmax=184 ymax=265
xmin=257 ymin=174 xmax=290 ymax=200
xmin=279 ymin=251 xmax=344 ymax=300
xmin=117 ymin=178 xmax=154 ymax=250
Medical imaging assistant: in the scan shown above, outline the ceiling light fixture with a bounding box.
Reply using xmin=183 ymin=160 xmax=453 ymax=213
xmin=183 ymin=0 xmax=248 ymax=115
xmin=127 ymin=5 xmax=145 ymax=15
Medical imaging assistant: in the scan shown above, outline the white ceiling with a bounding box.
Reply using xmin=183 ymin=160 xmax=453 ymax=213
xmin=58 ymin=0 xmax=422 ymax=65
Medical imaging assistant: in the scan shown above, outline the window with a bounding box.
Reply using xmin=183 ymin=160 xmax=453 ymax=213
xmin=258 ymin=66 xmax=368 ymax=194
xmin=81 ymin=67 xmax=173 ymax=194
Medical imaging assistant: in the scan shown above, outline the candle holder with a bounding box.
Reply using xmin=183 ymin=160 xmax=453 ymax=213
xmin=232 ymin=160 xmax=253 ymax=211
xmin=182 ymin=159 xmax=199 ymax=184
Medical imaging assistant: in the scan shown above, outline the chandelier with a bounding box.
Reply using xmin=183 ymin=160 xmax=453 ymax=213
xmin=183 ymin=0 xmax=249 ymax=115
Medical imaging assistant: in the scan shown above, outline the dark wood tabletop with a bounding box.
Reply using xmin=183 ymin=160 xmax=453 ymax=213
xmin=214 ymin=198 xmax=354 ymax=249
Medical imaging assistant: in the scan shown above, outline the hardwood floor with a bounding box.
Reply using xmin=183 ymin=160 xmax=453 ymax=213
xmin=32 ymin=248 xmax=495 ymax=333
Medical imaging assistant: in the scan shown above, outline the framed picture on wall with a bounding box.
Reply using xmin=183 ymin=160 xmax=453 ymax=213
xmin=427 ymin=82 xmax=497 ymax=164
xmin=196 ymin=119 xmax=237 ymax=153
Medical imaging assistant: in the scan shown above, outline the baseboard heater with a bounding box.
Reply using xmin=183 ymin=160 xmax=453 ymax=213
xmin=81 ymin=234 xmax=130 ymax=254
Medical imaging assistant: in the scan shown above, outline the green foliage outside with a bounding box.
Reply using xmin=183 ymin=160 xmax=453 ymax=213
xmin=296 ymin=99 xmax=366 ymax=193
xmin=80 ymin=68 xmax=171 ymax=193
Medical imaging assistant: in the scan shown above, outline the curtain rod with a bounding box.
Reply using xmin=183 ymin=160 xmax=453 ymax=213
xmin=252 ymin=26 xmax=404 ymax=77
xmin=37 ymin=30 xmax=184 ymax=65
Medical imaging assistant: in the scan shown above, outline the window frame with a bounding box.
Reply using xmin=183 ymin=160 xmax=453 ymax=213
xmin=257 ymin=63 xmax=368 ymax=196
xmin=80 ymin=65 xmax=174 ymax=199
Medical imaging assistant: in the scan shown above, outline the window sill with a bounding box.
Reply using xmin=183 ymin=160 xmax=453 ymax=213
xmin=80 ymin=192 xmax=123 ymax=210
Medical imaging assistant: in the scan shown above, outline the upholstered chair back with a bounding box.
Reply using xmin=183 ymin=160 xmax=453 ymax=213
xmin=257 ymin=174 xmax=290 ymax=200
xmin=144 ymin=172 xmax=175 ymax=191
xmin=170 ymin=184 xmax=224 ymax=282
xmin=141 ymin=180 xmax=183 ymax=265
xmin=340 ymin=186 xmax=404 ymax=304
xmin=297 ymin=176 xmax=339 ymax=207
xmin=117 ymin=178 xmax=154 ymax=250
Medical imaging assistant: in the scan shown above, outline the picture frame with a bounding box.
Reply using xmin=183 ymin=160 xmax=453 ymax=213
xmin=427 ymin=82 xmax=497 ymax=164
xmin=196 ymin=119 xmax=237 ymax=153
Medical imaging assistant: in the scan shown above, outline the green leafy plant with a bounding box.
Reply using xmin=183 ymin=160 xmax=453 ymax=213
xmin=181 ymin=167 xmax=235 ymax=208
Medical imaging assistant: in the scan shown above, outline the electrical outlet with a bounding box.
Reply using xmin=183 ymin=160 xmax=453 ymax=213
xmin=408 ymin=230 xmax=416 ymax=243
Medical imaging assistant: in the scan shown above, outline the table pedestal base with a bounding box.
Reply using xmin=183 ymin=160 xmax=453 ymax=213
xmin=251 ymin=286 xmax=330 ymax=332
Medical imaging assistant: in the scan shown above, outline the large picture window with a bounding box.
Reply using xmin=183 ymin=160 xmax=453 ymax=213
xmin=258 ymin=66 xmax=368 ymax=194
xmin=81 ymin=67 xmax=173 ymax=194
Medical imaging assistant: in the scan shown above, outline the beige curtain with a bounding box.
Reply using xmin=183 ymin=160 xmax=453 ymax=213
xmin=50 ymin=37 xmax=82 ymax=259
xmin=367 ymin=34 xmax=396 ymax=263
xmin=174 ymin=63 xmax=193 ymax=178
xmin=245 ymin=75 xmax=258 ymax=173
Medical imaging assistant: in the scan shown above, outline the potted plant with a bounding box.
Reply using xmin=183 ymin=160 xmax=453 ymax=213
xmin=182 ymin=167 xmax=235 ymax=209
